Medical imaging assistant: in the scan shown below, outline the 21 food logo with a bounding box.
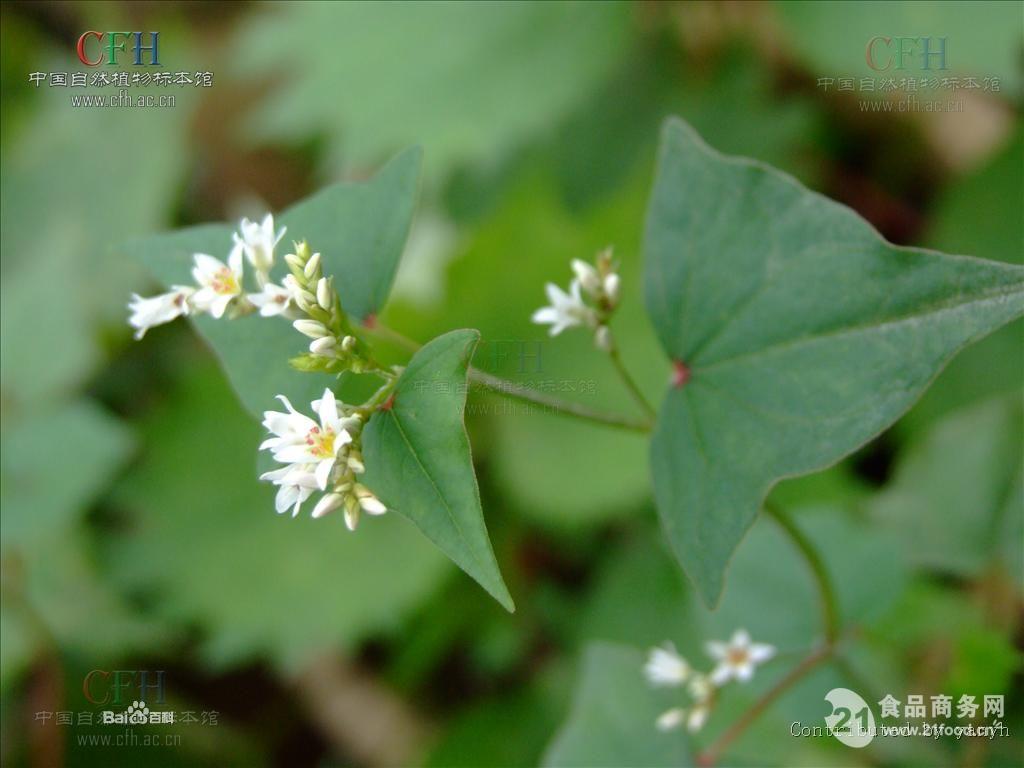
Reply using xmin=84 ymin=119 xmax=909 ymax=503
xmin=824 ymin=688 xmax=876 ymax=747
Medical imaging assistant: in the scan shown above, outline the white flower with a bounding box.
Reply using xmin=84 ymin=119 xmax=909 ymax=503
xmin=190 ymin=245 xmax=244 ymax=319
xmin=656 ymin=708 xmax=685 ymax=732
xmin=688 ymin=673 xmax=713 ymax=703
xmin=235 ymin=213 xmax=285 ymax=278
xmin=644 ymin=643 xmax=690 ymax=687
xmin=686 ymin=704 xmax=709 ymax=732
xmin=531 ymin=280 xmax=595 ymax=336
xmin=261 ymin=389 xmax=353 ymax=490
xmin=259 ymin=462 xmax=318 ymax=517
xmin=248 ymin=282 xmax=293 ymax=317
xmin=127 ymin=286 xmax=193 ymax=339
xmin=706 ymin=629 xmax=775 ymax=685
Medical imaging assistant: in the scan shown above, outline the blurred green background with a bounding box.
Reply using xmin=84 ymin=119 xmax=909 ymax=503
xmin=1 ymin=1 xmax=1021 ymax=766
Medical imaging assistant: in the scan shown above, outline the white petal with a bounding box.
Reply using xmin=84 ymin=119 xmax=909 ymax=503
xmin=192 ymin=252 xmax=224 ymax=279
xmin=275 ymin=484 xmax=299 ymax=514
xmin=228 ymin=240 xmax=245 ymax=276
xmin=314 ymin=458 xmax=334 ymax=490
xmin=705 ymin=640 xmax=728 ymax=661
xmin=709 ymin=663 xmax=733 ymax=686
xmin=748 ymin=643 xmax=775 ymax=664
xmin=731 ymin=629 xmax=751 ymax=648
xmin=531 ymin=307 xmax=560 ymax=325
xmin=317 ymin=388 xmax=338 ymax=431
xmin=735 ymin=661 xmax=755 ymax=682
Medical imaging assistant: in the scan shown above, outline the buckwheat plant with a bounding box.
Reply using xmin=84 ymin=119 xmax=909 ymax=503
xmin=128 ymin=119 xmax=1024 ymax=762
xmin=130 ymin=216 xmax=391 ymax=528
xmin=644 ymin=631 xmax=776 ymax=735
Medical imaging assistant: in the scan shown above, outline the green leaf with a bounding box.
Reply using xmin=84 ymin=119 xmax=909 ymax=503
xmin=362 ymin=329 xmax=514 ymax=612
xmin=282 ymin=146 xmax=421 ymax=322
xmin=774 ymin=0 xmax=1023 ymax=95
xmin=541 ymin=643 xmax=692 ymax=768
xmin=232 ymin=1 xmax=631 ymax=181
xmin=132 ymin=148 xmax=420 ymax=418
xmin=108 ymin=364 xmax=449 ymax=669
xmin=1 ymin=400 xmax=133 ymax=549
xmin=644 ymin=117 xmax=1024 ymax=606
xmin=871 ymin=395 xmax=1023 ymax=588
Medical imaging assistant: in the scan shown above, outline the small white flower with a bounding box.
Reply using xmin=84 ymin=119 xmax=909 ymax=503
xmin=531 ymin=280 xmax=595 ymax=336
xmin=248 ymin=282 xmax=293 ymax=317
xmin=261 ymin=388 xmax=353 ymax=490
xmin=259 ymin=462 xmax=318 ymax=517
xmin=686 ymin=703 xmax=709 ymax=733
xmin=235 ymin=213 xmax=285 ymax=278
xmin=191 ymin=245 xmax=244 ymax=319
xmin=644 ymin=643 xmax=690 ymax=687
xmin=706 ymin=629 xmax=775 ymax=685
xmin=656 ymin=708 xmax=685 ymax=732
xmin=127 ymin=286 xmax=193 ymax=339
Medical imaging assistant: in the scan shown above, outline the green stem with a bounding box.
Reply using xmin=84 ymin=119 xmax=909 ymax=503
xmin=605 ymin=335 xmax=656 ymax=421
xmin=764 ymin=502 xmax=841 ymax=644
xmin=363 ymin=322 xmax=652 ymax=433
xmin=466 ymin=367 xmax=651 ymax=433
xmin=696 ymin=643 xmax=833 ymax=767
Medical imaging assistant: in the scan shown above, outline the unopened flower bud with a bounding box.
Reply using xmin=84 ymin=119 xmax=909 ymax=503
xmin=309 ymin=336 xmax=337 ymax=355
xmin=571 ymin=258 xmax=602 ymax=297
xmin=604 ymin=273 xmax=620 ymax=304
xmin=316 ymin=277 xmax=332 ymax=310
xmin=311 ymin=492 xmax=344 ymax=519
xmin=341 ymin=335 xmax=357 ymax=352
xmin=293 ymin=319 xmax=330 ymax=339
xmin=347 ymin=452 xmax=365 ymax=474
xmin=285 ymin=252 xmax=304 ymax=273
xmin=355 ymin=484 xmax=386 ymax=515
xmin=304 ymin=252 xmax=322 ymax=279
xmin=594 ymin=325 xmax=612 ymax=351
xmin=344 ymin=495 xmax=361 ymax=531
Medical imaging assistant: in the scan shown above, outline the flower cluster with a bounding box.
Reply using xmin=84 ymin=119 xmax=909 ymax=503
xmin=128 ymin=214 xmax=286 ymax=338
xmin=128 ymin=212 xmax=390 ymax=528
xmin=531 ymin=247 xmax=620 ymax=349
xmin=644 ymin=630 xmax=775 ymax=734
xmin=260 ymin=388 xmax=386 ymax=528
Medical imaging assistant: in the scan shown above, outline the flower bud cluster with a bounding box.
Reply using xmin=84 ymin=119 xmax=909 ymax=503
xmin=531 ymin=246 xmax=622 ymax=349
xmin=643 ymin=630 xmax=776 ymax=734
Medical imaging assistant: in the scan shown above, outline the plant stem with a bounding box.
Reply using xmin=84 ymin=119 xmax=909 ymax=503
xmin=764 ymin=502 xmax=841 ymax=644
xmin=696 ymin=644 xmax=833 ymax=767
xmin=466 ymin=367 xmax=651 ymax=432
xmin=363 ymin=322 xmax=652 ymax=432
xmin=605 ymin=334 xmax=656 ymax=421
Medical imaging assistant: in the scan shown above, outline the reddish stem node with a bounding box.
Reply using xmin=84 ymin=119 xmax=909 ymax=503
xmin=380 ymin=394 xmax=395 ymax=411
xmin=672 ymin=360 xmax=691 ymax=388
xmin=362 ymin=313 xmax=377 ymax=329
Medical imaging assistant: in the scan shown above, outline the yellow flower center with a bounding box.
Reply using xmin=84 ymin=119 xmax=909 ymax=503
xmin=305 ymin=426 xmax=335 ymax=459
xmin=211 ymin=266 xmax=239 ymax=295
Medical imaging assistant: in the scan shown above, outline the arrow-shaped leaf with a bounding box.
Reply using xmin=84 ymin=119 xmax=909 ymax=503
xmin=644 ymin=117 xmax=1024 ymax=607
xmin=130 ymin=147 xmax=421 ymax=418
xmin=361 ymin=329 xmax=514 ymax=612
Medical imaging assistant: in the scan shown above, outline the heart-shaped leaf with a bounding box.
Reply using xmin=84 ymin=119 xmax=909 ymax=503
xmin=130 ymin=147 xmax=421 ymax=418
xmin=362 ymin=329 xmax=514 ymax=612
xmin=644 ymin=117 xmax=1024 ymax=607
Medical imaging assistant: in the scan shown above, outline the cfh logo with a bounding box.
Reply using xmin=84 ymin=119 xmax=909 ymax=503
xmin=866 ymin=36 xmax=947 ymax=71
xmin=83 ymin=669 xmax=166 ymax=706
xmin=76 ymin=31 xmax=160 ymax=66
